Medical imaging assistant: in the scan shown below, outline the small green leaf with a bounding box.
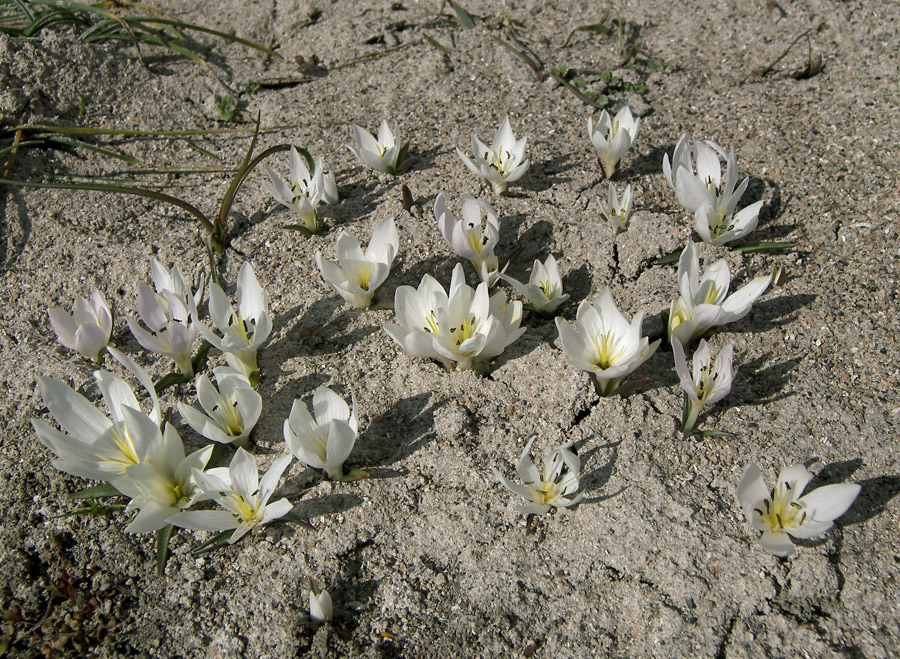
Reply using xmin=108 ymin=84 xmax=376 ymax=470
xmin=217 ymin=95 xmax=237 ymax=122
xmin=731 ymin=241 xmax=795 ymax=253
xmin=155 ymin=372 xmax=191 ymax=395
xmin=656 ymin=248 xmax=684 ymax=266
xmin=156 ymin=525 xmax=175 ymax=577
xmin=423 ymin=33 xmax=451 ymax=54
xmin=68 ymin=483 xmax=122 ymax=499
xmin=448 ymin=1 xmax=475 ymax=29
xmin=192 ymin=530 xmax=235 ymax=555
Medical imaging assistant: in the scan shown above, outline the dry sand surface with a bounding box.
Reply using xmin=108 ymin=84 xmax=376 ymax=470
xmin=1 ymin=0 xmax=899 ymax=656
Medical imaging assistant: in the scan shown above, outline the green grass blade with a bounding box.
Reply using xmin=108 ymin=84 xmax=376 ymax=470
xmin=47 ymin=136 xmax=141 ymax=163
xmin=731 ymin=241 xmax=795 ymax=253
xmin=423 ymin=33 xmax=451 ymax=54
xmin=128 ymin=16 xmax=280 ymax=58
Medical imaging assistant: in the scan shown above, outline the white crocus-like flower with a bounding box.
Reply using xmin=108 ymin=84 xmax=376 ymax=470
xmin=177 ymin=367 xmax=262 ymax=449
xmin=600 ymin=182 xmax=633 ymax=230
xmin=665 ymin=136 xmax=762 ymax=245
xmin=736 ymin=463 xmax=860 ymax=557
xmin=347 ymin=121 xmax=407 ymax=175
xmin=263 ymin=147 xmax=338 ymax=234
xmin=434 ymin=193 xmax=502 ymax=286
xmin=196 ymin=262 xmax=272 ymax=385
xmin=672 ymin=338 xmax=734 ymax=436
xmin=457 ymin=116 xmax=530 ymax=195
xmin=495 ymin=438 xmax=581 ymax=515
xmin=147 ymin=258 xmax=205 ymax=312
xmin=309 ymin=587 xmax=333 ymax=623
xmin=48 ymin=289 xmax=112 ymax=362
xmin=315 ymin=217 xmax=399 ymax=309
xmin=167 ymin=448 xmax=293 ymax=543
xmin=555 ymin=289 xmax=660 ymax=396
xmin=500 ymin=254 xmax=569 ymax=315
xmin=128 ymin=286 xmax=197 ymax=377
xmin=384 ymin=263 xmax=525 ymax=371
xmin=120 ymin=423 xmax=213 ymax=533
xmin=668 ymin=241 xmax=772 ymax=346
xmin=284 ymin=386 xmax=358 ymax=480
xmin=588 ymin=106 xmax=640 ymax=178
xmin=31 ymin=347 xmax=162 ymax=486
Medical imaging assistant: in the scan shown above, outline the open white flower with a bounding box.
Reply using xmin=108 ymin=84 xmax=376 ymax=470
xmin=347 ymin=121 xmax=407 ymax=175
xmin=672 ymin=338 xmax=734 ymax=436
xmin=500 ymin=254 xmax=569 ymax=315
xmin=120 ymin=423 xmax=213 ymax=533
xmin=457 ymin=116 xmax=530 ymax=195
xmin=668 ymin=241 xmax=772 ymax=346
xmin=196 ymin=262 xmax=272 ymax=385
xmin=555 ymin=289 xmax=660 ymax=396
xmin=48 ymin=289 xmax=112 ymax=362
xmin=167 ymin=448 xmax=293 ymax=544
xmin=32 ymin=347 xmax=162 ymax=486
xmin=588 ymin=106 xmax=640 ymax=178
xmin=263 ymin=147 xmax=338 ymax=234
xmin=128 ymin=286 xmax=198 ymax=377
xmin=309 ymin=587 xmax=333 ymax=623
xmin=177 ymin=367 xmax=262 ymax=449
xmin=600 ymin=182 xmax=633 ymax=230
xmin=284 ymin=386 xmax=358 ymax=480
xmin=384 ymin=263 xmax=525 ymax=371
xmin=315 ymin=217 xmax=398 ymax=309
xmin=496 ymin=438 xmax=581 ymax=515
xmin=666 ymin=136 xmax=762 ymax=245
xmin=736 ymin=463 xmax=860 ymax=557
xmin=434 ymin=193 xmax=501 ymax=285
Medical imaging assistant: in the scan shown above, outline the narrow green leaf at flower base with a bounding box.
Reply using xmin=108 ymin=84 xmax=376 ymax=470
xmin=656 ymin=248 xmax=683 ymax=266
xmin=338 ymin=469 xmax=370 ymax=482
xmin=154 ymin=372 xmax=191 ymax=395
xmin=697 ymin=429 xmax=737 ymax=439
xmin=191 ymin=530 xmax=236 ymax=555
xmin=448 ymin=1 xmax=475 ymax=29
xmin=731 ymin=241 xmax=795 ymax=253
xmin=68 ymin=483 xmax=122 ymax=499
xmin=156 ymin=525 xmax=176 ymax=577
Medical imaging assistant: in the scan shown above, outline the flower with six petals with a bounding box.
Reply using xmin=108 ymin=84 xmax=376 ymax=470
xmin=177 ymin=367 xmax=262 ymax=449
xmin=495 ymin=438 xmax=582 ymax=515
xmin=48 ymin=289 xmax=112 ymax=362
xmin=588 ymin=106 xmax=640 ymax=178
xmin=434 ymin=193 xmax=501 ymax=285
xmin=672 ymin=338 xmax=734 ymax=436
xmin=347 ymin=121 xmax=407 ymax=175
xmin=457 ymin=116 xmax=530 ymax=195
xmin=283 ymin=386 xmax=358 ymax=480
xmin=500 ymin=254 xmax=569 ymax=316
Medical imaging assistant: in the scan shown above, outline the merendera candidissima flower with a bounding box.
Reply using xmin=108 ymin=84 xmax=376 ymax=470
xmin=383 ymin=262 xmax=525 ymax=372
xmin=177 ymin=367 xmax=262 ymax=449
xmin=309 ymin=586 xmax=333 ymax=623
xmin=668 ymin=241 xmax=772 ymax=346
xmin=555 ymin=289 xmax=660 ymax=396
xmin=672 ymin=338 xmax=734 ymax=436
xmin=500 ymin=254 xmax=569 ymax=316
xmin=456 ymin=116 xmax=530 ymax=195
xmin=434 ymin=193 xmax=501 ymax=286
xmin=120 ymin=423 xmax=213 ymax=533
xmin=31 ymin=347 xmax=161 ymax=487
xmin=599 ymin=182 xmax=633 ymax=231
xmin=736 ymin=463 xmax=860 ymax=557
xmin=196 ymin=261 xmax=272 ymax=385
xmin=315 ymin=217 xmax=399 ymax=309
xmin=347 ymin=120 xmax=407 ymax=175
xmin=588 ymin=105 xmax=640 ymax=178
xmin=495 ymin=438 xmax=581 ymax=515
xmin=664 ymin=135 xmax=762 ymax=245
xmin=263 ymin=147 xmax=338 ymax=235
xmin=283 ymin=386 xmax=358 ymax=480
xmin=48 ymin=288 xmax=112 ymax=362
xmin=167 ymin=448 xmax=293 ymax=544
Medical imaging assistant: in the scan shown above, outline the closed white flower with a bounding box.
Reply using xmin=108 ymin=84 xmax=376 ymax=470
xmin=48 ymin=289 xmax=112 ymax=362
xmin=588 ymin=106 xmax=640 ymax=178
xmin=263 ymin=147 xmax=337 ymax=234
xmin=600 ymin=182 xmax=633 ymax=230
xmin=500 ymin=254 xmax=569 ymax=315
xmin=284 ymin=386 xmax=358 ymax=480
xmin=434 ymin=193 xmax=501 ymax=285
xmin=672 ymin=338 xmax=734 ymax=435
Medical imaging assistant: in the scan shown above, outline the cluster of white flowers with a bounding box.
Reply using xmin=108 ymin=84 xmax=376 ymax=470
xmin=35 ymin=100 xmax=861 ymax=608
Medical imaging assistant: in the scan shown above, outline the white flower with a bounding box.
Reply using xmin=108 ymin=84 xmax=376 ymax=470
xmin=120 ymin=424 xmax=213 ymax=533
xmin=147 ymin=258 xmax=205 ymax=311
xmin=599 ymin=182 xmax=633 ymax=230
xmin=384 ymin=263 xmax=525 ymax=371
xmin=128 ymin=287 xmax=197 ymax=377
xmin=668 ymin=241 xmax=772 ymax=346
xmin=284 ymin=386 xmax=358 ymax=480
xmin=315 ymin=217 xmax=399 ymax=309
xmin=177 ymin=367 xmax=262 ymax=449
xmin=495 ymin=438 xmax=581 ymax=515
xmin=48 ymin=289 xmax=112 ymax=362
xmin=167 ymin=448 xmax=293 ymax=543
xmin=736 ymin=463 xmax=860 ymax=557
xmin=263 ymin=148 xmax=338 ymax=234
xmin=500 ymin=254 xmax=569 ymax=315
xmin=588 ymin=106 xmax=640 ymax=178
xmin=196 ymin=262 xmax=272 ymax=385
xmin=310 ymin=587 xmax=333 ymax=623
xmin=434 ymin=193 xmax=501 ymax=285
xmin=555 ymin=289 xmax=660 ymax=396
xmin=347 ymin=121 xmax=407 ymax=175
xmin=672 ymin=338 xmax=734 ymax=435
xmin=32 ymin=347 xmax=162 ymax=486
xmin=456 ymin=116 xmax=530 ymax=195
xmin=665 ymin=136 xmax=762 ymax=245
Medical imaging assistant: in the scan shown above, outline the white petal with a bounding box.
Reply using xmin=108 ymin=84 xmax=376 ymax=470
xmin=798 ymin=483 xmax=861 ymax=522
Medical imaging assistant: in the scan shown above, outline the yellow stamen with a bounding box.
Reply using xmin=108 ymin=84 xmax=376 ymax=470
xmin=590 ymin=332 xmax=624 ymax=369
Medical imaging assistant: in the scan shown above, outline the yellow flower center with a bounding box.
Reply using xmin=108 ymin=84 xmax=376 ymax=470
xmin=226 ymin=492 xmax=261 ymax=523
xmin=355 ymin=262 xmax=373 ymax=291
xmin=422 ymin=311 xmax=440 ymax=334
xmin=590 ymin=332 xmax=624 ymax=369
xmin=755 ymin=483 xmax=807 ymax=532
xmin=450 ymin=315 xmax=477 ymax=347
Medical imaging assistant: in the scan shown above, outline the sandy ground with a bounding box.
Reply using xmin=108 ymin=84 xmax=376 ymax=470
xmin=1 ymin=0 xmax=899 ymax=656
